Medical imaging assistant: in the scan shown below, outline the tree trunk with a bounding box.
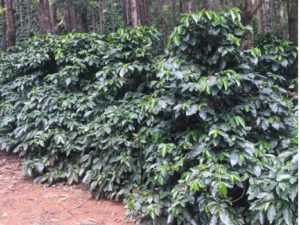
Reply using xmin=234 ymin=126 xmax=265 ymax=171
xmin=17 ymin=0 xmax=24 ymax=33
xmin=27 ymin=4 xmax=32 ymax=34
xmin=158 ymin=0 xmax=167 ymax=46
xmin=288 ymin=0 xmax=298 ymax=43
xmin=122 ymin=0 xmax=128 ymax=26
xmin=187 ymin=0 xmax=193 ymax=13
xmin=220 ymin=0 xmax=227 ymax=8
xmin=64 ymin=0 xmax=76 ymax=32
xmin=111 ymin=0 xmax=116 ymax=31
xmin=4 ymin=0 xmax=15 ymax=48
xmin=92 ymin=9 xmax=97 ymax=32
xmin=130 ymin=0 xmax=138 ymax=27
xmin=1 ymin=0 xmax=6 ymax=50
xmin=79 ymin=3 xmax=88 ymax=32
xmin=99 ymin=0 xmax=105 ymax=32
xmin=258 ymin=0 xmax=270 ymax=35
xmin=50 ymin=3 xmax=58 ymax=33
xmin=278 ymin=4 xmax=286 ymax=37
xmin=38 ymin=0 xmax=53 ymax=34
xmin=203 ymin=0 xmax=212 ymax=9
xmin=139 ymin=0 xmax=150 ymax=26
xmin=241 ymin=0 xmax=263 ymax=49
xmin=179 ymin=0 xmax=184 ymax=13
xmin=171 ymin=0 xmax=176 ymax=26
xmin=138 ymin=0 xmax=144 ymax=25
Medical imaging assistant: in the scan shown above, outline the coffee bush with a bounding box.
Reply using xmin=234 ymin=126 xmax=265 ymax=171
xmin=0 ymin=8 xmax=297 ymax=225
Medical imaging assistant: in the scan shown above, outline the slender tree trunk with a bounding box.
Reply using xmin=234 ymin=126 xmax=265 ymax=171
xmin=158 ymin=0 xmax=167 ymax=46
xmin=278 ymin=4 xmax=285 ymax=37
xmin=1 ymin=0 xmax=6 ymax=50
xmin=288 ymin=0 xmax=298 ymax=43
xmin=38 ymin=0 xmax=53 ymax=34
xmin=139 ymin=0 xmax=144 ymax=25
xmin=130 ymin=0 xmax=138 ymax=27
xmin=122 ymin=0 xmax=128 ymax=26
xmin=241 ymin=0 xmax=263 ymax=49
xmin=4 ymin=0 xmax=15 ymax=48
xmin=79 ymin=4 xmax=88 ymax=32
xmin=50 ymin=3 xmax=58 ymax=33
xmin=179 ymin=0 xmax=184 ymax=13
xmin=136 ymin=0 xmax=141 ymax=25
xmin=171 ymin=0 xmax=176 ymax=26
xmin=203 ymin=0 xmax=212 ymax=9
xmin=220 ymin=0 xmax=226 ymax=7
xmin=144 ymin=0 xmax=150 ymax=26
xmin=27 ymin=4 xmax=32 ymax=34
xmin=18 ymin=0 xmax=24 ymax=33
xmin=64 ymin=0 xmax=76 ymax=32
xmin=139 ymin=0 xmax=150 ymax=26
xmin=111 ymin=0 xmax=116 ymax=31
xmin=99 ymin=0 xmax=105 ymax=32
xmin=92 ymin=9 xmax=97 ymax=32
xmin=187 ymin=0 xmax=193 ymax=13
xmin=258 ymin=0 xmax=270 ymax=35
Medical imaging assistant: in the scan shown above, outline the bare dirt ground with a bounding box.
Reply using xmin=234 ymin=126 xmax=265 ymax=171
xmin=0 ymin=152 xmax=137 ymax=225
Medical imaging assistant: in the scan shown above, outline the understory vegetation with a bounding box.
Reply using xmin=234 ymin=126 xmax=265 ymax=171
xmin=0 ymin=9 xmax=297 ymax=225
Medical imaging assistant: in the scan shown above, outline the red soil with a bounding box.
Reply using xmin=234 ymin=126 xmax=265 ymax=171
xmin=0 ymin=153 xmax=137 ymax=225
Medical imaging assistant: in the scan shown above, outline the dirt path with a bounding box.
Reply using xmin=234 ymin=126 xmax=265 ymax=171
xmin=0 ymin=153 xmax=137 ymax=225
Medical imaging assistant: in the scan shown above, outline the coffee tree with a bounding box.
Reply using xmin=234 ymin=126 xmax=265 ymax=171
xmin=0 ymin=8 xmax=297 ymax=225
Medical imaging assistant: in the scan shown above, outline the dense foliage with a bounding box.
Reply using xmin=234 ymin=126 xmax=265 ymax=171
xmin=0 ymin=8 xmax=297 ymax=225
xmin=254 ymin=34 xmax=298 ymax=90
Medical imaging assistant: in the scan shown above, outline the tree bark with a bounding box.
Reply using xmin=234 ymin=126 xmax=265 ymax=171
xmin=111 ymin=0 xmax=116 ymax=31
xmin=79 ymin=3 xmax=88 ymax=32
xmin=278 ymin=4 xmax=286 ymax=37
xmin=38 ymin=0 xmax=53 ymax=34
xmin=258 ymin=0 xmax=270 ymax=35
xmin=241 ymin=0 xmax=263 ymax=25
xmin=203 ymin=0 xmax=212 ymax=9
xmin=220 ymin=0 xmax=227 ymax=8
xmin=179 ymin=0 xmax=184 ymax=13
xmin=171 ymin=0 xmax=177 ymax=26
xmin=288 ymin=0 xmax=298 ymax=43
xmin=187 ymin=0 xmax=193 ymax=13
xmin=50 ymin=3 xmax=58 ymax=33
xmin=122 ymin=0 xmax=128 ymax=26
xmin=130 ymin=0 xmax=138 ymax=27
xmin=17 ymin=0 xmax=24 ymax=33
xmin=64 ymin=0 xmax=76 ymax=32
xmin=1 ymin=0 xmax=6 ymax=50
xmin=158 ymin=0 xmax=167 ymax=46
xmin=241 ymin=0 xmax=263 ymax=49
xmin=27 ymin=4 xmax=32 ymax=34
xmin=4 ymin=0 xmax=15 ymax=48
xmin=139 ymin=0 xmax=150 ymax=26
xmin=99 ymin=0 xmax=105 ymax=32
xmin=92 ymin=9 xmax=97 ymax=32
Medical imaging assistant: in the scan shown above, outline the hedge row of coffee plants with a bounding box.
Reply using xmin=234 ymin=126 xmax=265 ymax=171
xmin=0 ymin=8 xmax=297 ymax=225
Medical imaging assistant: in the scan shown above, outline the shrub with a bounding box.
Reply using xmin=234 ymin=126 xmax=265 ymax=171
xmin=254 ymin=34 xmax=298 ymax=90
xmin=0 ymin=28 xmax=161 ymax=184
xmin=0 ymin=8 xmax=297 ymax=225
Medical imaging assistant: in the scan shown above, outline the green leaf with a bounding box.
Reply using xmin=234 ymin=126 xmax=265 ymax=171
xmin=267 ymin=205 xmax=276 ymax=224
xmin=186 ymin=105 xmax=197 ymax=116
xmin=66 ymin=78 xmax=72 ymax=86
xmin=253 ymin=166 xmax=261 ymax=177
xmin=190 ymin=180 xmax=204 ymax=192
xmin=220 ymin=210 xmax=233 ymax=225
xmin=229 ymin=153 xmax=239 ymax=166
xmin=283 ymin=208 xmax=293 ymax=225
xmin=209 ymin=215 xmax=218 ymax=225
xmin=280 ymin=59 xmax=288 ymax=67
xmin=217 ymin=182 xmax=228 ymax=197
